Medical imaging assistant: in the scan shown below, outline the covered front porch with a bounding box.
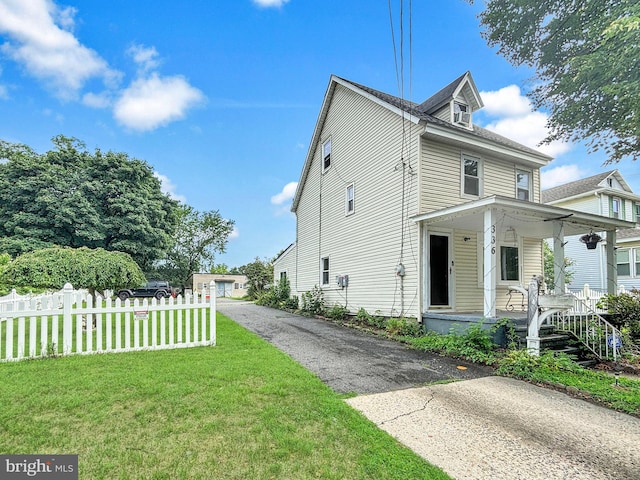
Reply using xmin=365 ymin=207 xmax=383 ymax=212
xmin=412 ymin=195 xmax=635 ymax=320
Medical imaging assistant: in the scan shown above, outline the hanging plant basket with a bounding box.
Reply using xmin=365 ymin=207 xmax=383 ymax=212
xmin=579 ymin=232 xmax=603 ymax=250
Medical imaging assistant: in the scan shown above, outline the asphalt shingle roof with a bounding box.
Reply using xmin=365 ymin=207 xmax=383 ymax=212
xmin=541 ymin=171 xmax=615 ymax=203
xmin=338 ymin=77 xmax=549 ymax=159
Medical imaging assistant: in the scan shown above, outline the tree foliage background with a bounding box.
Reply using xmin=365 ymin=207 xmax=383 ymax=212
xmin=470 ymin=0 xmax=640 ymax=162
xmin=0 ymin=136 xmax=179 ymax=270
xmin=150 ymin=205 xmax=235 ymax=289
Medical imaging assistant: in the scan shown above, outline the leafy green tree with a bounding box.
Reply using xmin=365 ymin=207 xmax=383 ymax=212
xmin=1 ymin=247 xmax=145 ymax=295
xmin=543 ymin=240 xmax=575 ymax=290
xmin=0 ymin=136 xmax=179 ymax=270
xmin=211 ymin=263 xmax=230 ymax=274
xmin=469 ymin=0 xmax=640 ymax=162
xmin=241 ymin=257 xmax=274 ymax=299
xmin=151 ymin=205 xmax=235 ymax=290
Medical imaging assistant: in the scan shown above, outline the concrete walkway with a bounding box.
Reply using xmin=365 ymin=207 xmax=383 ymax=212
xmin=217 ymin=299 xmax=640 ymax=480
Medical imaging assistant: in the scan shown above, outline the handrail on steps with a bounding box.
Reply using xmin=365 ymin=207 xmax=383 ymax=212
xmin=547 ymin=292 xmax=639 ymax=362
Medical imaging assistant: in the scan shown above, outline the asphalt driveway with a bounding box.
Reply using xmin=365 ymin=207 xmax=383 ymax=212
xmin=215 ymin=299 xmax=493 ymax=394
xmin=217 ymin=299 xmax=640 ymax=480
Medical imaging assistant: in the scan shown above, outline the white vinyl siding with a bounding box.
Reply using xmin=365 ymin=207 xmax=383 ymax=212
xmin=294 ymin=84 xmax=420 ymax=317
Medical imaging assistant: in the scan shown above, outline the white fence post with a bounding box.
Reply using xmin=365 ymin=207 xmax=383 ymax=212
xmin=62 ymin=283 xmax=73 ymax=355
xmin=210 ymin=280 xmax=216 ymax=346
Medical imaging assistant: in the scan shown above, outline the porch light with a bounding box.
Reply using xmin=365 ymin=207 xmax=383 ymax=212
xmin=503 ymin=227 xmax=517 ymax=243
xmin=579 ymin=231 xmax=603 ymax=250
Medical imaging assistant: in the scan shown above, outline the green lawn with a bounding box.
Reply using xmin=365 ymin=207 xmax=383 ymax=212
xmin=0 ymin=313 xmax=449 ymax=479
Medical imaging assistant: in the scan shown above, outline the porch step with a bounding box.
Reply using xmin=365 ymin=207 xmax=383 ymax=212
xmin=512 ymin=323 xmax=596 ymax=366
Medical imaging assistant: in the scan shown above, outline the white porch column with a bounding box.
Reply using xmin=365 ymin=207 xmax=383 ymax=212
xmin=483 ymin=208 xmax=497 ymax=318
xmin=553 ymin=222 xmax=565 ymax=294
xmin=606 ymin=229 xmax=617 ymax=295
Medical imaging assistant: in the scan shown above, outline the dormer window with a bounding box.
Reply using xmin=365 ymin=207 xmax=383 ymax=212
xmin=454 ymin=103 xmax=471 ymax=126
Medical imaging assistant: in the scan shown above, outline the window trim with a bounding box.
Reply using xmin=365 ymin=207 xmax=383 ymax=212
xmin=515 ymin=169 xmax=532 ymax=201
xmin=617 ymin=248 xmax=631 ymax=277
xmin=321 ymin=256 xmax=330 ymax=286
xmin=461 ymin=154 xmax=482 ymax=198
xmin=345 ymin=183 xmax=355 ymax=216
xmin=634 ymin=249 xmax=640 ymax=278
xmin=498 ymin=238 xmax=522 ymax=285
xmin=322 ymin=138 xmax=331 ymax=173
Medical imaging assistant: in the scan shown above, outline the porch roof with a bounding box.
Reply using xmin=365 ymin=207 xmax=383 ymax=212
xmin=411 ymin=195 xmax=635 ymax=238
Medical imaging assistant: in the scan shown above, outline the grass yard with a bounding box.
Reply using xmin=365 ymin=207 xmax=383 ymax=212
xmin=0 ymin=313 xmax=450 ymax=479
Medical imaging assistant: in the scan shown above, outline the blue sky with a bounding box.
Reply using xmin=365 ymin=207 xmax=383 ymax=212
xmin=0 ymin=0 xmax=638 ymax=269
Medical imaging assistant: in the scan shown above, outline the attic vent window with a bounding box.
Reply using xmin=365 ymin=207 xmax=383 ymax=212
xmin=454 ymin=103 xmax=471 ymax=126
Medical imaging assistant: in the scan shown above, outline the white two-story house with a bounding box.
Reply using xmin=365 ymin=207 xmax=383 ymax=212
xmin=542 ymin=170 xmax=640 ymax=291
xmin=274 ymin=73 xmax=633 ymax=327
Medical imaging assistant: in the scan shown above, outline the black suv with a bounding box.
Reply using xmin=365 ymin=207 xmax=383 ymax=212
xmin=117 ymin=281 xmax=175 ymax=301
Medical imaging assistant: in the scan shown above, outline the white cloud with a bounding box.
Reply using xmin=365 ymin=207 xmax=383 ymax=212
xmin=0 ymin=0 xmax=120 ymax=99
xmin=541 ymin=164 xmax=585 ymax=189
xmin=0 ymin=84 xmax=7 ymax=100
xmin=271 ymin=182 xmax=298 ymax=205
xmin=252 ymin=0 xmax=290 ymax=7
xmin=480 ymin=85 xmax=532 ymax=117
xmin=127 ymin=44 xmax=160 ymax=73
xmin=114 ymin=73 xmax=205 ymax=131
xmin=154 ymin=172 xmax=186 ymax=203
xmin=229 ymin=227 xmax=240 ymax=240
xmin=479 ymin=84 xmax=571 ymax=158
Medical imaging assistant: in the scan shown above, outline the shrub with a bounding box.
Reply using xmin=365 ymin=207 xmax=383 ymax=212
xmin=255 ymin=278 xmax=291 ymax=308
xmin=283 ymin=295 xmax=299 ymax=311
xmin=386 ymin=317 xmax=423 ymax=337
xmin=326 ymin=303 xmax=349 ymax=321
xmin=597 ymin=291 xmax=640 ymax=339
xmin=407 ymin=323 xmax=498 ymax=364
xmin=300 ymin=286 xmax=325 ymax=316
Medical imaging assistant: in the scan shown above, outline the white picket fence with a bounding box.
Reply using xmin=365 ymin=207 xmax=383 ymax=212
xmin=0 ymin=281 xmax=217 ymax=362
xmin=566 ymin=284 xmax=633 ymax=314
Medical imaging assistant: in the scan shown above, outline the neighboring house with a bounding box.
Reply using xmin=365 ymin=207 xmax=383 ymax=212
xmin=274 ymin=73 xmax=633 ymax=326
xmin=188 ymin=273 xmax=248 ymax=298
xmin=542 ymin=170 xmax=640 ymax=291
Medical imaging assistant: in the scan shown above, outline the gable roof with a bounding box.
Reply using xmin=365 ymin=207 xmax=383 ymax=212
xmin=292 ymin=74 xmax=552 ymax=212
xmin=418 ymin=71 xmax=483 ymax=114
xmin=541 ymin=170 xmax=634 ymax=204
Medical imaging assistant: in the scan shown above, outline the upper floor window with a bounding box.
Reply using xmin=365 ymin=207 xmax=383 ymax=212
xmin=321 ymin=257 xmax=330 ymax=285
xmin=611 ymin=197 xmax=621 ymax=219
xmin=454 ymin=102 xmax=470 ymax=126
xmin=462 ymin=155 xmax=481 ymax=197
xmin=345 ymin=183 xmax=354 ymax=215
xmin=322 ymin=138 xmax=332 ymax=172
xmin=516 ymin=170 xmax=531 ymax=201
xmin=635 ymin=203 xmax=640 ymax=222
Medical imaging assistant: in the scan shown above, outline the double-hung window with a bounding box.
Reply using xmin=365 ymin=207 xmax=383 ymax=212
xmin=617 ymin=249 xmax=631 ymax=276
xmin=346 ymin=183 xmax=354 ymax=215
xmin=462 ymin=155 xmax=481 ymax=197
xmin=516 ymin=170 xmax=531 ymax=201
xmin=321 ymin=257 xmax=330 ymax=285
xmin=635 ymin=203 xmax=640 ymax=223
xmin=322 ymin=138 xmax=331 ymax=172
xmin=611 ymin=197 xmax=621 ymax=219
